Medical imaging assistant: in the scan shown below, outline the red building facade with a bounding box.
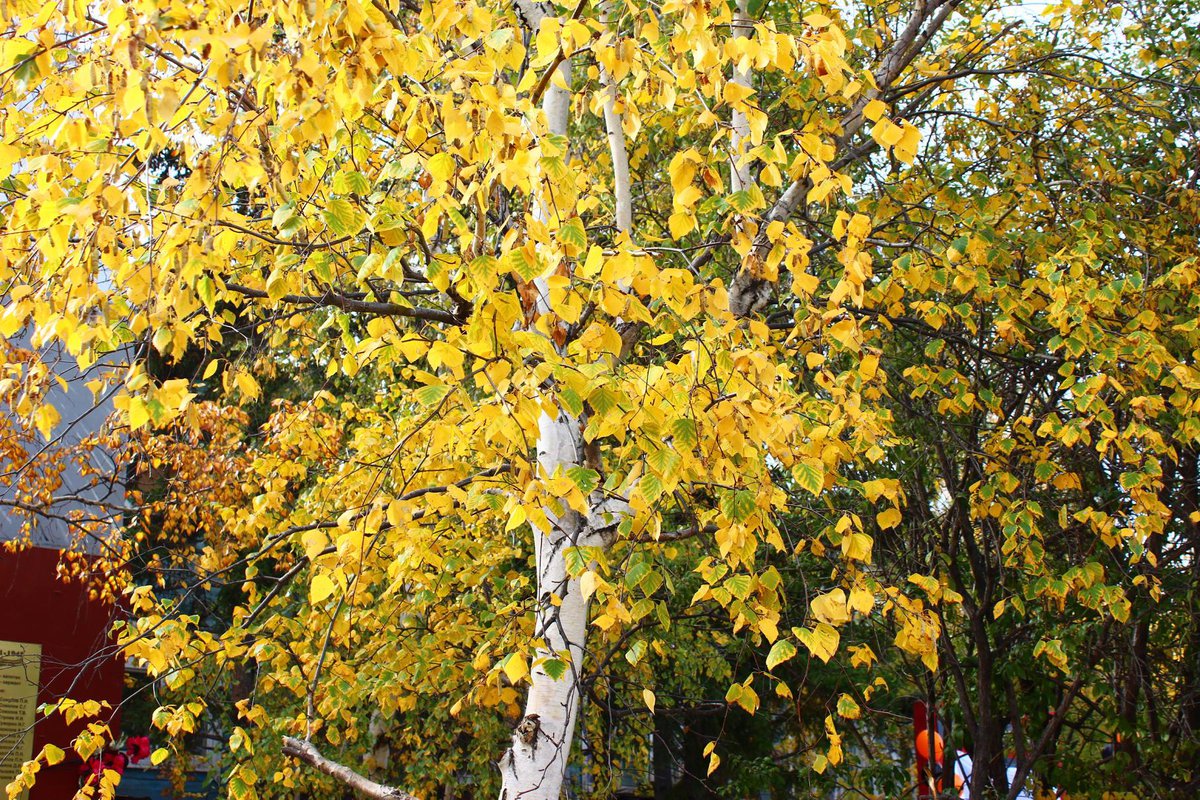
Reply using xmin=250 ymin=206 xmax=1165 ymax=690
xmin=0 ymin=546 xmax=124 ymax=799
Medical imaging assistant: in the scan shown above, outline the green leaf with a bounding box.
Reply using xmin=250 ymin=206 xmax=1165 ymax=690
xmin=567 ymin=466 xmax=599 ymax=495
xmin=720 ymin=489 xmax=756 ymax=522
xmin=625 ymin=561 xmax=651 ymax=588
xmin=639 ymin=473 xmax=663 ymax=503
xmin=196 ymin=275 xmax=216 ymax=310
xmin=647 ymin=446 xmax=681 ymax=477
xmin=563 ymin=546 xmax=589 ymax=577
xmin=311 ymin=252 xmax=334 ymax=283
xmin=324 ymin=197 xmax=365 ymax=236
xmin=587 ymin=384 xmax=621 ymax=415
xmin=468 ymin=255 xmax=498 ymax=284
xmin=504 ymin=247 xmax=541 ymax=282
xmin=557 ymin=386 xmax=584 ymax=416
xmin=42 ymin=744 xmax=65 ymax=765
xmin=333 ymin=170 xmax=371 ymax=195
xmin=558 ymin=217 xmax=587 ymax=251
xmin=836 ymin=694 xmax=861 ymax=719
xmin=792 ymin=460 xmax=824 ymax=496
xmin=413 ymin=384 xmax=452 ymax=407
xmin=671 ymin=417 xmax=698 ymax=448
xmin=272 ymin=201 xmax=297 ymax=231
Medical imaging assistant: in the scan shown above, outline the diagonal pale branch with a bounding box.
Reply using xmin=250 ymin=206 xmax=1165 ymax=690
xmin=728 ymin=0 xmax=967 ymax=317
xmin=282 ymin=737 xmax=419 ymax=800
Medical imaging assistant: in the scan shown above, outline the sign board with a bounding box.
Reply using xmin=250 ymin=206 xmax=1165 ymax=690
xmin=0 ymin=640 xmax=41 ymax=799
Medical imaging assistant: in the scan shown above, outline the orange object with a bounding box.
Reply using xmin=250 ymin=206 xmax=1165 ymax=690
xmin=916 ymin=731 xmax=944 ymax=762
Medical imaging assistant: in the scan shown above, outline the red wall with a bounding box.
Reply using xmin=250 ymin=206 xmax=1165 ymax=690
xmin=0 ymin=546 xmax=124 ymax=799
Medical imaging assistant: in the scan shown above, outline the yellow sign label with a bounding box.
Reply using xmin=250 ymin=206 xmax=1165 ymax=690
xmin=0 ymin=640 xmax=41 ymax=799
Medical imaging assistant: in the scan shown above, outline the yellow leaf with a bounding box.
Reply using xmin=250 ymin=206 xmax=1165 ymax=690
xmin=127 ymin=397 xmax=150 ymax=431
xmin=668 ymin=211 xmax=695 ymax=239
xmin=842 ymin=532 xmax=873 ymax=563
xmin=845 ymin=213 xmax=870 ymax=240
xmin=876 ymin=507 xmax=901 ymax=529
xmin=235 ymin=372 xmax=260 ymax=400
xmin=849 ymin=587 xmax=874 ymax=614
xmin=863 ymin=99 xmax=887 ymax=122
xmin=42 ymin=744 xmax=65 ymax=765
xmin=580 ymin=245 xmax=604 ymax=278
xmin=428 ymin=152 xmax=455 ymax=183
xmin=642 ymin=688 xmax=655 ymax=713
xmin=150 ymin=748 xmax=169 ymax=766
xmin=534 ymin=18 xmax=560 ymax=66
xmin=859 ymin=353 xmax=879 ymax=379
xmin=723 ymin=81 xmax=754 ymax=106
xmin=668 ymin=150 xmax=697 ymax=194
xmin=580 ymin=570 xmax=598 ymax=600
xmin=122 ymin=79 xmax=145 ymax=118
xmin=34 ymin=403 xmax=60 ymax=441
xmin=310 ymin=574 xmax=336 ymax=604
xmin=811 ymin=589 xmax=850 ymax=625
xmin=827 ymin=318 xmax=859 ymax=350
xmin=505 ymin=504 xmax=527 ymax=532
xmin=895 ymin=124 xmax=922 ymax=163
xmin=502 ymin=652 xmax=528 ymax=683
xmin=872 ymin=118 xmax=904 ymax=148
xmin=796 ymin=623 xmax=840 ymax=663
xmin=793 ymin=271 xmax=819 ymax=296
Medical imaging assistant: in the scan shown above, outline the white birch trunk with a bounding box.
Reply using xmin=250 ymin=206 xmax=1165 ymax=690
xmin=499 ymin=4 xmax=762 ymax=798
xmin=729 ymin=0 xmax=754 ymax=194
xmin=498 ymin=411 xmax=598 ymax=800
xmin=599 ymin=4 xmax=632 ymax=237
xmin=500 ymin=8 xmax=598 ymax=799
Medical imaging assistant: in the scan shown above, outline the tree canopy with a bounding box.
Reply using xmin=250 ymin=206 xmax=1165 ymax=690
xmin=2 ymin=0 xmax=1199 ymax=798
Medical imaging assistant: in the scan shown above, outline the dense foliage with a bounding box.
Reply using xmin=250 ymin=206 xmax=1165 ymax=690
xmin=2 ymin=0 xmax=1199 ymax=798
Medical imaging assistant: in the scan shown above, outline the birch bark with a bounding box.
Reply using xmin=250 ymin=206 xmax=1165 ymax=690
xmin=500 ymin=4 xmax=606 ymax=799
xmin=728 ymin=0 xmax=753 ymax=195
xmin=500 ymin=4 xmax=641 ymax=796
xmin=502 ymin=3 xmax=767 ymax=796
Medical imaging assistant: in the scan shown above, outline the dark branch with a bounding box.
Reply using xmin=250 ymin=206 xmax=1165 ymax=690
xmin=225 ymin=282 xmax=465 ymax=325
